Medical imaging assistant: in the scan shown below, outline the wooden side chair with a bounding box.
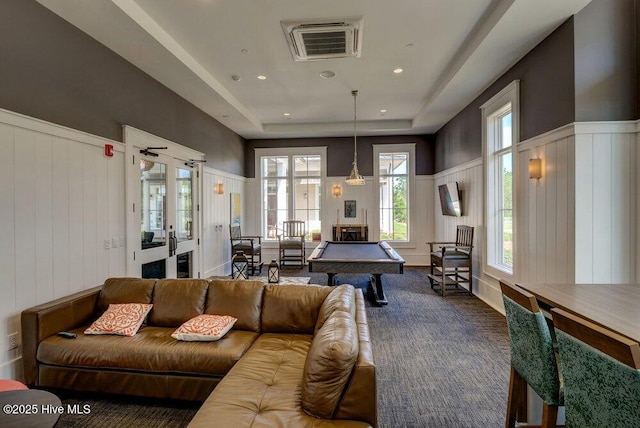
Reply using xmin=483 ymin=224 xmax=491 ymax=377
xmin=427 ymin=225 xmax=473 ymax=296
xmin=278 ymin=220 xmax=305 ymax=268
xmin=500 ymin=280 xmax=563 ymax=428
xmin=552 ymin=308 xmax=640 ymax=427
xmin=229 ymin=224 xmax=262 ymax=275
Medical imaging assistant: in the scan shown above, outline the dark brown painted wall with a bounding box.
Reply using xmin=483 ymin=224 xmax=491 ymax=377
xmin=434 ymin=17 xmax=576 ymax=173
xmin=574 ymin=0 xmax=637 ymax=121
xmin=244 ymin=135 xmax=435 ymax=178
xmin=0 ymin=0 xmax=245 ymax=175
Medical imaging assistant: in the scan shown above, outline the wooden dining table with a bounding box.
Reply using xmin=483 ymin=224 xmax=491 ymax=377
xmin=515 ymin=282 xmax=640 ymax=343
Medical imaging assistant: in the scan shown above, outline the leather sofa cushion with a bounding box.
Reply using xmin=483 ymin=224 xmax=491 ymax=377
xmin=188 ymin=333 xmax=370 ymax=428
xmin=96 ymin=278 xmax=156 ymax=314
xmin=315 ymin=285 xmax=356 ymax=333
xmin=301 ymin=311 xmax=359 ymax=419
xmin=262 ymin=284 xmax=332 ymax=334
xmin=37 ymin=326 xmax=258 ymax=376
xmin=149 ymin=279 xmax=208 ymax=327
xmin=205 ymin=280 xmax=264 ymax=332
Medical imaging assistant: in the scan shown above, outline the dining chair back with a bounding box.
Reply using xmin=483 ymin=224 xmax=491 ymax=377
xmin=551 ymin=307 xmax=640 ymax=428
xmin=500 ymin=280 xmax=563 ymax=428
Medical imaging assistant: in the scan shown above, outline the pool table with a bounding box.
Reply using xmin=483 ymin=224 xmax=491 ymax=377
xmin=307 ymin=241 xmax=405 ymax=306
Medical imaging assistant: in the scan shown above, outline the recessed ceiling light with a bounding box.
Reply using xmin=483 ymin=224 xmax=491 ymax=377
xmin=241 ymin=49 xmax=249 ymax=54
xmin=319 ymin=70 xmax=336 ymax=79
xmin=221 ymin=115 xmax=232 ymax=118
xmin=283 ymin=113 xmax=291 ymax=117
xmin=231 ymin=75 xmax=241 ymax=82
xmin=393 ymin=68 xmax=403 ymax=74
xmin=380 ymin=109 xmax=387 ymax=113
xmin=406 ymin=43 xmax=415 ymax=49
xmin=257 ymin=75 xmax=267 ymax=80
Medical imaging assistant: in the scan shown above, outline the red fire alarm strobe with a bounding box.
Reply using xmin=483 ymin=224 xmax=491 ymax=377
xmin=104 ymin=144 xmax=114 ymax=157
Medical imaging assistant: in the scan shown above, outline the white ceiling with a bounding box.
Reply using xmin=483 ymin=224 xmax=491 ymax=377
xmin=37 ymin=0 xmax=591 ymax=140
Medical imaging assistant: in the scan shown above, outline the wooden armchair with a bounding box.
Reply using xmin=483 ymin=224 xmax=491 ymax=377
xmin=427 ymin=225 xmax=474 ymax=296
xmin=229 ymin=224 xmax=262 ymax=275
xmin=278 ymin=220 xmax=305 ymax=268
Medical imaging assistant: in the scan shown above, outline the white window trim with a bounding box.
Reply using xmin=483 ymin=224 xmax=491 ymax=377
xmin=373 ymin=143 xmax=416 ymax=248
xmin=481 ymin=80 xmax=519 ymax=280
xmin=254 ymin=146 xmax=327 ymax=243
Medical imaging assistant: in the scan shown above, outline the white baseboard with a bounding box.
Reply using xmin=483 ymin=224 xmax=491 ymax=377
xmin=474 ymin=276 xmax=505 ymax=315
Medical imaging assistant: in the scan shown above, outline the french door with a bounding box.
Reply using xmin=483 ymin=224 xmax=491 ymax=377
xmin=127 ymin=150 xmax=200 ymax=279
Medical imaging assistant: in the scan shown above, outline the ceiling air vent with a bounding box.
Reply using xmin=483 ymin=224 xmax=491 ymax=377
xmin=281 ymin=17 xmax=363 ymax=61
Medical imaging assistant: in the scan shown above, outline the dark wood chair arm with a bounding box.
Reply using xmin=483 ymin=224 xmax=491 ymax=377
xmin=427 ymin=241 xmax=456 ymax=252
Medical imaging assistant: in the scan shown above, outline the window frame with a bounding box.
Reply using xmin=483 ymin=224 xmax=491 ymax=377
xmin=255 ymin=147 xmax=327 ymax=241
xmin=373 ymin=143 xmax=416 ymax=247
xmin=481 ymin=80 xmax=519 ymax=279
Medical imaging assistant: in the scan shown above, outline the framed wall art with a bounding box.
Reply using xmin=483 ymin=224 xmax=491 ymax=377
xmin=344 ymin=200 xmax=356 ymax=218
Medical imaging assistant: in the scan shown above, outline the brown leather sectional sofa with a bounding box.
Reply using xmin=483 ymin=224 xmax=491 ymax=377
xmin=21 ymin=278 xmax=376 ymax=427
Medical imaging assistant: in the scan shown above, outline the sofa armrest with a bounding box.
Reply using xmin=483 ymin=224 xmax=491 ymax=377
xmin=21 ymin=286 xmax=101 ymax=385
xmin=334 ymin=289 xmax=377 ymax=427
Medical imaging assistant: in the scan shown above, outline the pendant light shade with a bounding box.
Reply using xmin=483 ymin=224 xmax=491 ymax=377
xmin=346 ymin=90 xmax=365 ymax=185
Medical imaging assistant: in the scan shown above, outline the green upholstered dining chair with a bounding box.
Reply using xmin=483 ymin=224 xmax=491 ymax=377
xmin=551 ymin=308 xmax=640 ymax=428
xmin=500 ymin=280 xmax=563 ymax=428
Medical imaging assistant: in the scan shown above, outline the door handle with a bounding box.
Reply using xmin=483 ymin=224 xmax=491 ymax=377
xmin=169 ymin=226 xmax=177 ymax=256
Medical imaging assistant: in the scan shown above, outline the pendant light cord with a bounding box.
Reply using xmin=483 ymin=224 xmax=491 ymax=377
xmin=352 ymin=90 xmax=358 ymax=167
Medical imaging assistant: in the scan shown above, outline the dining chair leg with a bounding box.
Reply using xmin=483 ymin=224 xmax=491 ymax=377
xmin=516 ymin=379 xmax=528 ymax=424
xmin=506 ymin=367 xmax=525 ymax=428
xmin=540 ymin=403 xmax=558 ymax=428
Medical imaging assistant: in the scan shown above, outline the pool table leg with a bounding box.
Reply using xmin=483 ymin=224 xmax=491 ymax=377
xmin=369 ymin=274 xmax=388 ymax=306
xmin=327 ymin=273 xmax=336 ymax=286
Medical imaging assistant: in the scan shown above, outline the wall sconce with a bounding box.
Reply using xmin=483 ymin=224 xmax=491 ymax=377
xmin=332 ymin=184 xmax=342 ymax=198
xmin=214 ymin=183 xmax=225 ymax=195
xmin=529 ymin=158 xmax=542 ymax=180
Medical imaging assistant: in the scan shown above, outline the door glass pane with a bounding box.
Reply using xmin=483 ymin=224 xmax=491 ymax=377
xmin=293 ymin=155 xmax=321 ymax=177
xmin=176 ymin=168 xmax=193 ymax=242
xmin=140 ymin=160 xmax=166 ymax=249
xmin=294 ymin=177 xmax=321 ymax=239
xmin=263 ymin=178 xmax=287 ymax=239
xmin=262 ymin=156 xmax=288 ymax=177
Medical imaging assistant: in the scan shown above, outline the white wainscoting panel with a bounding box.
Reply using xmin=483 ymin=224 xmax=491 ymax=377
xmin=432 ymin=159 xmax=485 ymax=298
xmin=574 ymin=131 xmax=636 ymax=283
xmin=202 ymin=167 xmax=246 ymax=277
xmin=517 ymin=134 xmax=575 ymax=285
xmin=518 ymin=122 xmax=637 ymax=285
xmin=0 ymin=109 xmax=125 ymax=379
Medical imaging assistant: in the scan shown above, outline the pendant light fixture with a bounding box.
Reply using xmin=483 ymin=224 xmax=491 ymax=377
xmin=346 ymin=90 xmax=365 ymax=185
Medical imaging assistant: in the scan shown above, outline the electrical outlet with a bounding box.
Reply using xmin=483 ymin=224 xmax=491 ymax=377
xmin=8 ymin=332 xmax=18 ymax=351
xmin=112 ymin=237 xmax=118 ymax=248
xmin=104 ymin=239 xmax=111 ymax=250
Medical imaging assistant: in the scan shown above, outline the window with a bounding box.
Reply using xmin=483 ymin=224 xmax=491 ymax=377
xmin=257 ymin=148 xmax=326 ymax=240
xmin=482 ymin=80 xmax=519 ymax=277
xmin=374 ymin=144 xmax=415 ymax=244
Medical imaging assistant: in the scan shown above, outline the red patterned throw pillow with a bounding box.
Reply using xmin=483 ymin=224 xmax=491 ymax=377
xmin=85 ymin=303 xmax=153 ymax=336
xmin=172 ymin=314 xmax=237 ymax=341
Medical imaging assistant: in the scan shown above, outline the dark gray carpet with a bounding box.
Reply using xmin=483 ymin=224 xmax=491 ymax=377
xmin=54 ymin=267 xmax=510 ymax=427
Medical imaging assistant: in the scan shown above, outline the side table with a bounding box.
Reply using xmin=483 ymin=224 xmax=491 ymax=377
xmin=0 ymin=389 xmax=62 ymax=428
